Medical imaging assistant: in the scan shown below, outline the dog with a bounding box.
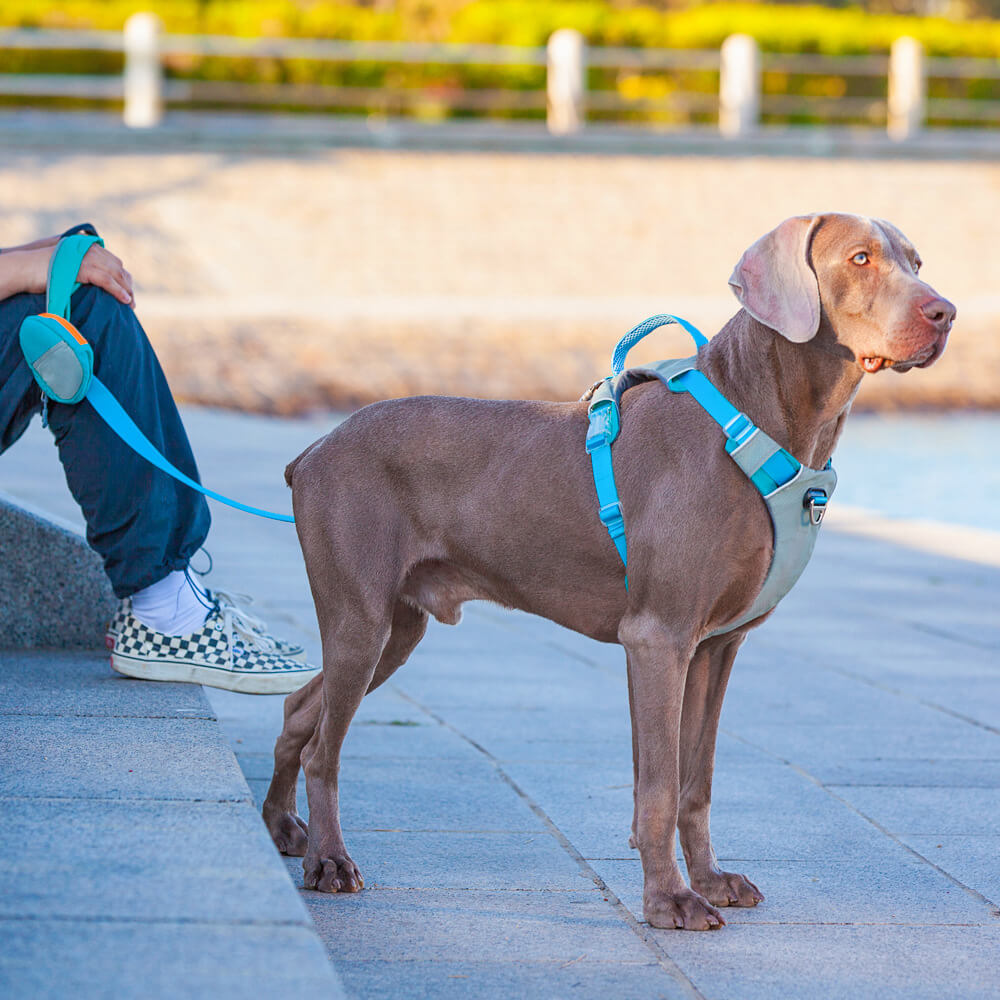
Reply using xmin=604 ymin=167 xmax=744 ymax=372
xmin=261 ymin=213 xmax=954 ymax=930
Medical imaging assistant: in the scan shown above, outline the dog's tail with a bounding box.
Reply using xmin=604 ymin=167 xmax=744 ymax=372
xmin=284 ymin=448 xmax=308 ymax=488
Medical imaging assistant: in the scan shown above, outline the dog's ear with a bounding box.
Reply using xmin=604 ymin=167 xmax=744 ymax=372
xmin=728 ymin=215 xmax=823 ymax=343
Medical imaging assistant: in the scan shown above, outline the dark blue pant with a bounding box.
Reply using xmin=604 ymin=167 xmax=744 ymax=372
xmin=0 ymin=285 xmax=210 ymax=598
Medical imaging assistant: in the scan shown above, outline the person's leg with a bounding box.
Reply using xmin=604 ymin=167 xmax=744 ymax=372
xmin=0 ymin=293 xmax=46 ymax=456
xmin=1 ymin=286 xmax=318 ymax=693
xmin=45 ymin=284 xmax=211 ymax=599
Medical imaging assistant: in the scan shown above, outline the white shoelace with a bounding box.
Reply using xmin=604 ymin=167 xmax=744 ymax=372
xmin=212 ymin=591 xmax=283 ymax=666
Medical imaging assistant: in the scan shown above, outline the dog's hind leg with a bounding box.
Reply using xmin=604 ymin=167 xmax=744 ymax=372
xmin=677 ymin=633 xmax=764 ymax=909
xmin=367 ymin=599 xmax=429 ymax=694
xmin=263 ymin=599 xmax=428 ymax=859
xmin=263 ymin=673 xmax=321 ymax=856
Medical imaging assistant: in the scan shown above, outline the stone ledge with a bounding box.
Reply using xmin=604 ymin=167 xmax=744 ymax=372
xmin=0 ymin=490 xmax=116 ymax=649
xmin=0 ymin=650 xmax=346 ymax=999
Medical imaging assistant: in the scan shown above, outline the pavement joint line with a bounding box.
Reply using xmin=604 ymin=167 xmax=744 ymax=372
xmin=0 ymin=711 xmax=218 ymax=720
xmin=754 ymin=636 xmax=1000 ymax=736
xmin=362 ymin=886 xmax=606 ymax=893
xmin=821 ymin=665 xmax=1000 ymax=738
xmin=0 ymin=914 xmax=317 ymax=928
xmin=390 ymin=682 xmax=708 ymax=1000
xmin=909 ymin=619 xmax=999 ymax=653
xmin=722 ymin=728 xmax=1000 ymax=913
xmin=826 ymin=783 xmax=1000 ymax=788
xmin=0 ymin=794 xmax=253 ymax=804
xmin=340 ymin=828 xmax=563 ymax=834
xmin=335 ymin=958 xmax=664 ymax=967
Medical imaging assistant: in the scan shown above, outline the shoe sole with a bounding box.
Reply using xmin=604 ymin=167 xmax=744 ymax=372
xmin=107 ymin=632 xmax=308 ymax=663
xmin=111 ymin=651 xmax=319 ymax=695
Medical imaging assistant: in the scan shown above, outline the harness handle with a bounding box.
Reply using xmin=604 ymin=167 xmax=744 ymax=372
xmin=611 ymin=313 xmax=708 ymax=375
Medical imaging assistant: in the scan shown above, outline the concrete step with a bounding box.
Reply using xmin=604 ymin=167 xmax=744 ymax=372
xmin=0 ymin=648 xmax=345 ymax=1000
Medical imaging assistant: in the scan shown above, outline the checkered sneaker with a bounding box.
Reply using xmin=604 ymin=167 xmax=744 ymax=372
xmin=106 ymin=590 xmax=306 ymax=662
xmin=207 ymin=588 xmax=307 ymax=661
xmin=110 ymin=599 xmax=319 ymax=695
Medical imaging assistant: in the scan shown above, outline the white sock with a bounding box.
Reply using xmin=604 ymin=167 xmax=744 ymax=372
xmin=131 ymin=570 xmax=210 ymax=636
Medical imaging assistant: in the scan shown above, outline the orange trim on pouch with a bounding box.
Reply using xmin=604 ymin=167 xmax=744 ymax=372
xmin=38 ymin=312 xmax=89 ymax=346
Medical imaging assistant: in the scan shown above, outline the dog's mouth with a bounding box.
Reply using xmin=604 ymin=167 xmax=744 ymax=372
xmin=859 ymin=339 xmax=942 ymax=375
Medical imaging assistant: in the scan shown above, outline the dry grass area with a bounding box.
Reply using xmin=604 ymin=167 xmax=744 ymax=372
xmin=3 ymin=148 xmax=998 ymax=412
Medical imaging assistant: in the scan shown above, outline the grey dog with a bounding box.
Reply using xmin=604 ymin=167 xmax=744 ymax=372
xmin=262 ymin=213 xmax=955 ymax=931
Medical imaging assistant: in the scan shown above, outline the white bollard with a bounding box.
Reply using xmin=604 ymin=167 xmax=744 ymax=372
xmin=888 ymin=37 xmax=925 ymax=142
xmin=547 ymin=29 xmax=586 ymax=135
xmin=123 ymin=12 xmax=163 ymax=128
xmin=719 ymin=34 xmax=760 ymax=138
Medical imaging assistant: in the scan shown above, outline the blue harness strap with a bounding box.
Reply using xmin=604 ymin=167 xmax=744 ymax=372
xmin=585 ymin=384 xmax=627 ymax=567
xmin=585 ymin=314 xmax=831 ymax=581
xmin=667 ymin=369 xmax=802 ymax=496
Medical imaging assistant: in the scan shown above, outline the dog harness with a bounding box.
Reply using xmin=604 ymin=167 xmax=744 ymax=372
xmin=586 ymin=314 xmax=837 ymax=636
xmin=18 ymin=233 xmax=295 ymax=523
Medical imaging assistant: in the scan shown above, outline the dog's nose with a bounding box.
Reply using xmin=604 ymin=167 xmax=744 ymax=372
xmin=920 ymin=296 xmax=957 ymax=332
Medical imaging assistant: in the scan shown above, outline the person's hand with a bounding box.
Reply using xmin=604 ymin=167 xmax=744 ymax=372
xmin=0 ymin=241 xmax=135 ymax=306
xmin=78 ymin=244 xmax=135 ymax=307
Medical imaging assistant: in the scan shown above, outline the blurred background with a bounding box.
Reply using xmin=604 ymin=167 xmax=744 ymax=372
xmin=1 ymin=0 xmax=998 ymax=526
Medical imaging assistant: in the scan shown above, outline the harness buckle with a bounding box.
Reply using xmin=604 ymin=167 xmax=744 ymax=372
xmin=586 ymin=400 xmax=620 ymax=453
xmin=598 ymin=500 xmax=626 ymax=538
xmin=803 ymin=488 xmax=829 ymax=526
xmin=722 ymin=411 xmax=754 ymax=445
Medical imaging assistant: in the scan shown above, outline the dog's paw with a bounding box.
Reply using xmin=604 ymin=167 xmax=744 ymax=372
xmin=264 ymin=808 xmax=309 ymax=857
xmin=644 ymin=888 xmax=725 ymax=931
xmin=303 ymin=853 xmax=364 ymax=893
xmin=690 ymin=869 xmax=764 ymax=908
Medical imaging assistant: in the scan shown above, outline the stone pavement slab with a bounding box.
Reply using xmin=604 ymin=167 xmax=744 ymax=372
xmin=0 ymin=920 xmax=340 ymax=1000
xmin=4 ymin=404 xmax=1000 ymax=999
xmin=0 ymin=646 xmax=345 ymax=999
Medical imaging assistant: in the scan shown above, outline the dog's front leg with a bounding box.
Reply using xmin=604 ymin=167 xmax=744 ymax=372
xmin=621 ymin=614 xmax=725 ymax=931
xmin=678 ymin=635 xmax=764 ymax=909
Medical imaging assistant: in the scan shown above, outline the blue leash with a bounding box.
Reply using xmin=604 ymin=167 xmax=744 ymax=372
xmin=19 ymin=235 xmax=295 ymax=524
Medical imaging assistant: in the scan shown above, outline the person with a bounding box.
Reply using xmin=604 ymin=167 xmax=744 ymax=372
xmin=0 ymin=223 xmax=318 ymax=694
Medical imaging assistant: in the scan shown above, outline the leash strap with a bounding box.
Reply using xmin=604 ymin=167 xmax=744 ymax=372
xmin=85 ymin=377 xmax=295 ymax=522
xmin=24 ymin=233 xmax=295 ymax=524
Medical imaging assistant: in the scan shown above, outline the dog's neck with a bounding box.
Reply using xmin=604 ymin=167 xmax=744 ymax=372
xmin=700 ymin=310 xmax=864 ymax=469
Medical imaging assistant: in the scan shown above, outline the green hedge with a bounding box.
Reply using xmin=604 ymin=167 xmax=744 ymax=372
xmin=3 ymin=1 xmax=1000 ymax=56
xmin=3 ymin=2 xmax=999 ymax=125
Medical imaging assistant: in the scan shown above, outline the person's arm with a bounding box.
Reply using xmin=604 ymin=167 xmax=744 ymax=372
xmin=0 ymin=242 xmax=135 ymax=306
xmin=0 ymin=234 xmax=61 ymax=253
xmin=0 ymin=236 xmax=59 ymax=253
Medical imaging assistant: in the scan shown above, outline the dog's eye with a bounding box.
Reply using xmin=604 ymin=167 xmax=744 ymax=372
xmin=913 ymin=258 xmax=922 ymax=273
xmin=851 ymin=252 xmax=869 ymax=266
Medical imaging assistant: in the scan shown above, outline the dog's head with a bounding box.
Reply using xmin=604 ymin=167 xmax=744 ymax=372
xmin=728 ymin=213 xmax=955 ymax=374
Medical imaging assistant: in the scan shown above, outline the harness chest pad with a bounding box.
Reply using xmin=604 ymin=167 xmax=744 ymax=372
xmin=19 ymin=313 xmax=94 ymax=404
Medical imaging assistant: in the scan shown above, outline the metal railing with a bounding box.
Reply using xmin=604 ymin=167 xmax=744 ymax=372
xmin=1 ymin=15 xmax=997 ymax=139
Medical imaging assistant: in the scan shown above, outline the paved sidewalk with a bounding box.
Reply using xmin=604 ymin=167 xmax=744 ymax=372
xmin=2 ymin=406 xmax=998 ymax=999
xmin=0 ymin=647 xmax=345 ymax=999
